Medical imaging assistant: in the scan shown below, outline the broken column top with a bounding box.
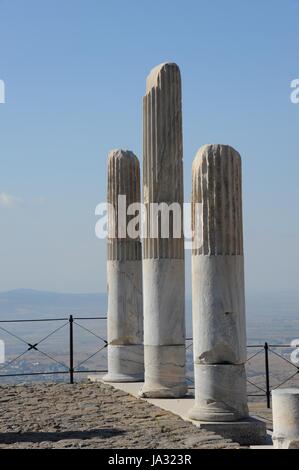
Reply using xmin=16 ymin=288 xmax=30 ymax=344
xmin=143 ymin=62 xmax=183 ymax=205
xmin=107 ymin=149 xmax=141 ymax=261
xmin=108 ymin=148 xmax=139 ymax=164
xmin=192 ymin=144 xmax=243 ymax=256
xmin=108 ymin=149 xmax=140 ymax=206
xmin=146 ymin=62 xmax=181 ymax=93
xmin=192 ymin=144 xmax=241 ymax=174
xmin=143 ymin=62 xmax=184 ymax=259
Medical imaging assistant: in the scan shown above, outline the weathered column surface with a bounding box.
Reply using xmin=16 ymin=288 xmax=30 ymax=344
xmin=272 ymin=389 xmax=299 ymax=448
xmin=103 ymin=149 xmax=144 ymax=383
xmin=189 ymin=144 xmax=248 ymax=421
xmin=140 ymin=63 xmax=187 ymax=398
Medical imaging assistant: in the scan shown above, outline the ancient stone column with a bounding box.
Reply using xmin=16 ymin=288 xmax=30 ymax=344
xmin=189 ymin=144 xmax=248 ymax=421
xmin=103 ymin=149 xmax=144 ymax=383
xmin=140 ymin=63 xmax=187 ymax=398
xmin=272 ymin=389 xmax=299 ymax=448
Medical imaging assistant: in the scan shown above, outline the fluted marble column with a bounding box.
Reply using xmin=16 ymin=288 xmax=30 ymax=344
xmin=103 ymin=149 xmax=144 ymax=383
xmin=140 ymin=63 xmax=187 ymax=398
xmin=189 ymin=144 xmax=249 ymax=421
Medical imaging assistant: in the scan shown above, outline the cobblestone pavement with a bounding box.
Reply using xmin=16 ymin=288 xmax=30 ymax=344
xmin=0 ymin=382 xmax=240 ymax=449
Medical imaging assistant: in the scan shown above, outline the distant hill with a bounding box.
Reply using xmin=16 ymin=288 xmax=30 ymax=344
xmin=0 ymin=288 xmax=298 ymax=342
xmin=0 ymin=289 xmax=107 ymax=320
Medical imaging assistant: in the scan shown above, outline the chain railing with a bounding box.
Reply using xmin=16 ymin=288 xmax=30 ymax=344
xmin=0 ymin=317 xmax=298 ymax=409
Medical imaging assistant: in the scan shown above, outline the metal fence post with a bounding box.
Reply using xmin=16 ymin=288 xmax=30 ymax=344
xmin=69 ymin=315 xmax=74 ymax=384
xmin=264 ymin=342 xmax=271 ymax=408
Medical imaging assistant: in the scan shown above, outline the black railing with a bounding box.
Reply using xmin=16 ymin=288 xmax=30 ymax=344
xmin=0 ymin=318 xmax=298 ymax=409
xmin=185 ymin=339 xmax=299 ymax=409
xmin=246 ymin=343 xmax=299 ymax=408
xmin=0 ymin=315 xmax=108 ymax=384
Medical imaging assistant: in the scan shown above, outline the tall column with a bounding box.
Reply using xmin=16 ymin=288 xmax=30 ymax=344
xmin=189 ymin=144 xmax=248 ymax=421
xmin=140 ymin=63 xmax=187 ymax=398
xmin=103 ymin=149 xmax=144 ymax=383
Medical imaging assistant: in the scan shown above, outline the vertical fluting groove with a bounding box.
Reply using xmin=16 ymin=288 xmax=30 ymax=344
xmin=207 ymin=149 xmax=215 ymax=254
xmin=237 ymin=162 xmax=241 ymax=254
xmin=239 ymin=161 xmax=244 ymax=254
xmin=151 ymin=88 xmax=157 ymax=259
xmin=220 ymin=150 xmax=226 ymax=255
xmin=143 ymin=96 xmax=147 ymax=259
xmin=215 ymin=149 xmax=222 ymax=255
xmin=107 ymin=150 xmax=141 ymax=261
xmin=192 ymin=159 xmax=203 ymax=255
xmin=226 ymin=147 xmax=231 ymax=255
xmin=232 ymin=150 xmax=238 ymax=254
xmin=144 ymin=95 xmax=149 ymax=259
xmin=227 ymin=148 xmax=234 ymax=255
xmin=192 ymin=144 xmax=243 ymax=256
xmin=143 ymin=63 xmax=184 ymax=260
xmin=201 ymin=154 xmax=208 ymax=255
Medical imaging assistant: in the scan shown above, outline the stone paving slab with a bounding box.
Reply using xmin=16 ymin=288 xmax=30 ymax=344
xmin=0 ymin=382 xmax=240 ymax=449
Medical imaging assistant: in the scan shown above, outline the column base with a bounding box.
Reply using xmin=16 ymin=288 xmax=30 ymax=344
xmin=139 ymin=382 xmax=187 ymax=398
xmin=104 ymin=344 xmax=144 ymax=383
xmin=191 ymin=417 xmax=267 ymax=446
xmin=189 ymin=363 xmax=249 ymax=422
xmin=140 ymin=345 xmax=187 ymax=398
xmin=103 ymin=373 xmax=144 ymax=383
xmin=273 ymin=436 xmax=299 ymax=449
xmin=189 ymin=406 xmax=242 ymax=422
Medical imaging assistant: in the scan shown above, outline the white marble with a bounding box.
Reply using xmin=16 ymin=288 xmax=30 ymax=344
xmin=189 ymin=364 xmax=248 ymax=421
xmin=103 ymin=149 xmax=144 ymax=383
xmin=140 ymin=62 xmax=186 ymax=398
xmin=189 ymin=144 xmax=248 ymax=422
xmin=140 ymin=345 xmax=186 ymax=398
xmin=272 ymin=389 xmax=299 ymax=449
xmin=192 ymin=255 xmax=246 ymax=364
xmin=143 ymin=259 xmax=185 ymax=345
xmin=105 ymin=344 xmax=144 ymax=383
xmin=107 ymin=260 xmax=143 ymax=346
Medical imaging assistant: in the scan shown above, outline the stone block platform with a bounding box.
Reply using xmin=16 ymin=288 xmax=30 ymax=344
xmin=89 ymin=376 xmax=269 ymax=446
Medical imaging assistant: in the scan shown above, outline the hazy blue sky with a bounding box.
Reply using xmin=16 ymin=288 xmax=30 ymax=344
xmin=0 ymin=0 xmax=298 ymax=294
